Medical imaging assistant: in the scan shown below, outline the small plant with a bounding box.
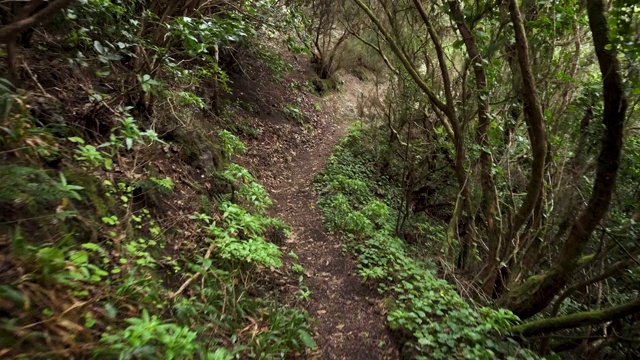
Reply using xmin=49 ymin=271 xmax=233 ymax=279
xmin=220 ymin=163 xmax=254 ymax=183
xmin=219 ymin=130 xmax=247 ymax=159
xmin=295 ymin=276 xmax=311 ymax=301
xmin=209 ymin=201 xmax=283 ymax=268
xmin=177 ymin=91 xmax=207 ymax=109
xmin=101 ymin=215 xmax=118 ymax=226
xmin=283 ymin=104 xmax=303 ymax=123
xmin=118 ymin=113 xmax=143 ymax=150
xmin=292 ymin=263 xmax=304 ymax=273
xmin=237 ymin=182 xmax=272 ymax=213
xmin=138 ymin=74 xmax=163 ymax=93
xmin=74 ymin=144 xmax=105 ymax=168
xmin=150 ymin=177 xmax=175 ymax=192
xmin=57 ymin=173 xmax=85 ymax=201
xmin=100 ymin=309 xmax=206 ymax=359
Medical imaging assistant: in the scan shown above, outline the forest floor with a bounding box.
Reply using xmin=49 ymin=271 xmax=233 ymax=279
xmin=266 ymin=77 xmax=397 ymax=359
xmin=232 ymin=52 xmax=398 ymax=358
xmin=267 ymin=81 xmax=397 ymax=360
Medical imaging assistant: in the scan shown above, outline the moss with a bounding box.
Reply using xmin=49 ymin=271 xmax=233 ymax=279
xmin=63 ymin=168 xmax=114 ymax=219
xmin=198 ymin=195 xmax=213 ymax=214
xmin=512 ymin=298 xmax=640 ymax=336
xmin=577 ymin=253 xmax=595 ymax=267
xmin=312 ymin=77 xmax=338 ymax=95
xmin=351 ymin=66 xmax=374 ymax=81
xmin=500 ymin=267 xmax=563 ymax=319
xmin=173 ymin=127 xmax=224 ymax=173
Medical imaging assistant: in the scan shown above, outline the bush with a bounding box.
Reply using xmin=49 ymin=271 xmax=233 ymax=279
xmin=315 ymin=124 xmax=542 ymax=359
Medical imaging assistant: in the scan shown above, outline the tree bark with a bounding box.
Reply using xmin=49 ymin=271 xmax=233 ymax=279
xmin=512 ymin=298 xmax=640 ymax=336
xmin=0 ymin=0 xmax=76 ymax=43
xmin=447 ymin=0 xmax=499 ymax=270
xmin=501 ymin=0 xmax=628 ymax=319
xmin=504 ymin=0 xmax=547 ymax=251
xmin=477 ymin=0 xmax=548 ymax=293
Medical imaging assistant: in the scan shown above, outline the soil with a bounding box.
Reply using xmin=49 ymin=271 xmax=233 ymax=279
xmin=265 ymin=94 xmax=399 ymax=360
xmin=230 ymin=49 xmax=398 ymax=358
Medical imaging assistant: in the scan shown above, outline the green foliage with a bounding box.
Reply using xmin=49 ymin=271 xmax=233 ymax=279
xmin=0 ymin=84 xmax=58 ymax=159
xmin=316 ymin=125 xmax=541 ymax=359
xmin=69 ymin=110 xmax=161 ymax=172
xmin=219 ymin=130 xmax=247 ymax=159
xmin=73 ymin=143 xmax=105 ymax=168
xmin=100 ymin=309 xmax=219 ymax=360
xmin=0 ymin=165 xmax=83 ymax=212
xmin=283 ymin=103 xmax=304 ymax=123
xmin=1 ymin=126 xmax=312 ymax=358
xmin=0 ymin=0 xmax=319 ymax=357
xmin=149 ymin=177 xmax=175 ymax=192
xmin=236 ymin=182 xmax=273 ymax=213
xmin=138 ymin=74 xmax=163 ymax=94
xmin=206 ymin=201 xmax=282 ymax=268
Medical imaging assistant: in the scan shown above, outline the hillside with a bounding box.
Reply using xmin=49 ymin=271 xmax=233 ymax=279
xmin=1 ymin=1 xmax=639 ymax=360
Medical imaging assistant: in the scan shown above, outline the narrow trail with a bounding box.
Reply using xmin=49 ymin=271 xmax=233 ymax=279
xmin=265 ymin=77 xmax=399 ymax=359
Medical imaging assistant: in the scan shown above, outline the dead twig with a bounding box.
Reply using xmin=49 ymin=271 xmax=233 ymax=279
xmin=169 ymin=241 xmax=216 ymax=299
xmin=21 ymin=59 xmax=53 ymax=98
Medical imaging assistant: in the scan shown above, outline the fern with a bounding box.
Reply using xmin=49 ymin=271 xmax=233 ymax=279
xmin=0 ymin=165 xmax=70 ymax=212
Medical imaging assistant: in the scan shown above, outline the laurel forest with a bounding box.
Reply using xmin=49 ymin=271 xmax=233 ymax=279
xmin=0 ymin=0 xmax=638 ymax=359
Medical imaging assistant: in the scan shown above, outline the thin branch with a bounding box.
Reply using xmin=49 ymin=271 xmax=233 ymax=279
xmin=512 ymin=298 xmax=640 ymax=337
xmin=0 ymin=0 xmax=76 ymax=43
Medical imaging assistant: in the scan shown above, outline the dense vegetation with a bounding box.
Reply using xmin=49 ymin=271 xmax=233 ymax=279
xmin=0 ymin=0 xmax=638 ymax=359
xmin=310 ymin=0 xmax=639 ymax=358
xmin=0 ymin=1 xmax=317 ymax=358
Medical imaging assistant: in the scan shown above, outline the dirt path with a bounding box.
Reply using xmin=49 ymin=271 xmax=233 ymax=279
xmin=264 ymin=76 xmax=399 ymax=359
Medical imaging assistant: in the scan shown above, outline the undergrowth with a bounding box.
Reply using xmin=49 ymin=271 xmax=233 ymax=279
xmin=315 ymin=123 xmax=543 ymax=360
xmin=0 ymin=88 xmax=314 ymax=359
xmin=0 ymin=0 xmax=323 ymax=358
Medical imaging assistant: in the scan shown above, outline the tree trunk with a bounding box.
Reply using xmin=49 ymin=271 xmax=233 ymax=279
xmin=500 ymin=0 xmax=628 ymax=319
xmin=447 ymin=0 xmax=499 ymax=270
xmin=478 ymin=0 xmax=548 ymax=293
xmin=0 ymin=0 xmax=76 ymax=43
xmin=512 ymin=298 xmax=640 ymax=336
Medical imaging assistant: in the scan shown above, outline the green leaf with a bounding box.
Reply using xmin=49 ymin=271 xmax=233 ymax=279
xmin=203 ymin=258 xmax=213 ymax=270
xmin=93 ymin=40 xmax=105 ymax=54
xmin=11 ymin=226 xmax=27 ymax=256
xmin=70 ymin=251 xmax=89 ymax=265
xmin=297 ymin=330 xmax=317 ymax=348
xmin=0 ymin=285 xmax=25 ymax=308
xmin=59 ymin=172 xmax=68 ymax=186
xmin=68 ymin=137 xmax=85 ymax=144
xmin=105 ymin=303 xmax=117 ymax=319
xmin=103 ymin=158 xmax=113 ymax=170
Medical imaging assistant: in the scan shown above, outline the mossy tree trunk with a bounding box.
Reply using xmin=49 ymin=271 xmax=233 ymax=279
xmin=500 ymin=0 xmax=628 ymax=319
xmin=512 ymin=297 xmax=640 ymax=337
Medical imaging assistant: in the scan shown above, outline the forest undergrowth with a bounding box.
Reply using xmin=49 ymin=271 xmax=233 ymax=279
xmin=315 ymin=123 xmax=544 ymax=360
xmin=1 ymin=0 xmax=639 ymax=359
xmin=0 ymin=1 xmax=322 ymax=359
